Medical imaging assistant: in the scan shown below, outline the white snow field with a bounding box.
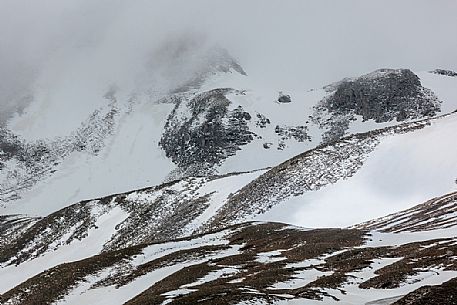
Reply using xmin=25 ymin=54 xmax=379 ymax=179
xmin=257 ymin=112 xmax=457 ymax=228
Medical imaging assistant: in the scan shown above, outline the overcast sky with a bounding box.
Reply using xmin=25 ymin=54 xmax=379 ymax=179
xmin=1 ymin=0 xmax=457 ymax=119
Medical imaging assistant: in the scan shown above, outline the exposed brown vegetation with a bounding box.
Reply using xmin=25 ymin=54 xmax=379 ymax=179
xmin=393 ymin=277 xmax=457 ymax=305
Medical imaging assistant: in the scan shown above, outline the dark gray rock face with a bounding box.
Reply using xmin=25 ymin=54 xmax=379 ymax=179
xmin=430 ymin=69 xmax=457 ymax=77
xmin=278 ymin=92 xmax=292 ymax=103
xmin=324 ymin=69 xmax=439 ymax=122
xmin=263 ymin=142 xmax=273 ymax=149
xmin=160 ymin=89 xmax=254 ymax=176
xmin=275 ymin=125 xmax=311 ymax=150
xmin=0 ymin=128 xmax=51 ymax=168
xmin=0 ymin=128 xmax=26 ymax=167
xmin=314 ymin=69 xmax=441 ymax=143
xmin=0 ymin=127 xmax=55 ymax=201
xmin=255 ymin=113 xmax=270 ymax=128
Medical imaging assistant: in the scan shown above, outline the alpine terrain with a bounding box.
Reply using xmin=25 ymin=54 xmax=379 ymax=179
xmin=1 ymin=1 xmax=457 ymax=304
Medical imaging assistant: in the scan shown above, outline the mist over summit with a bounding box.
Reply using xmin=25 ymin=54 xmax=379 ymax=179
xmin=1 ymin=1 xmax=457 ymax=304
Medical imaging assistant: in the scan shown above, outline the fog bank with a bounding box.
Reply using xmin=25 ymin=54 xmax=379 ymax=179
xmin=1 ymin=0 xmax=456 ymax=121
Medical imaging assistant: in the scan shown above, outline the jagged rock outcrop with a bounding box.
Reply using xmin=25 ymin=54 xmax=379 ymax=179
xmin=430 ymin=69 xmax=457 ymax=77
xmin=313 ymin=69 xmax=441 ymax=142
xmin=277 ymin=92 xmax=292 ymax=103
xmin=160 ymin=89 xmax=255 ymax=176
xmin=274 ymin=125 xmax=311 ymax=150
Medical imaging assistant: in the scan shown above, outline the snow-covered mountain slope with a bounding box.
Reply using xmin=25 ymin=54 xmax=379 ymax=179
xmin=0 ymin=170 xmax=265 ymax=271
xmin=199 ymin=111 xmax=456 ymax=229
xmin=1 ymin=69 xmax=456 ymax=303
xmin=1 ymin=204 xmax=456 ymax=305
xmin=0 ymin=100 xmax=176 ymax=216
xmin=2 ymin=101 xmax=457 ymax=228
xmin=2 ymin=109 xmax=456 ymax=256
xmin=199 ymin=68 xmax=457 ymax=174
xmin=0 ymin=42 xmax=247 ymax=215
xmin=253 ymin=111 xmax=457 ymax=228
xmin=2 ymin=59 xmax=457 ymax=216
xmin=355 ymin=191 xmax=457 ymax=233
xmin=1 ymin=112 xmax=456 ymax=287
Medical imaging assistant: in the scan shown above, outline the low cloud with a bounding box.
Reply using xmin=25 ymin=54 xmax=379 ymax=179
xmin=1 ymin=0 xmax=456 ymax=122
